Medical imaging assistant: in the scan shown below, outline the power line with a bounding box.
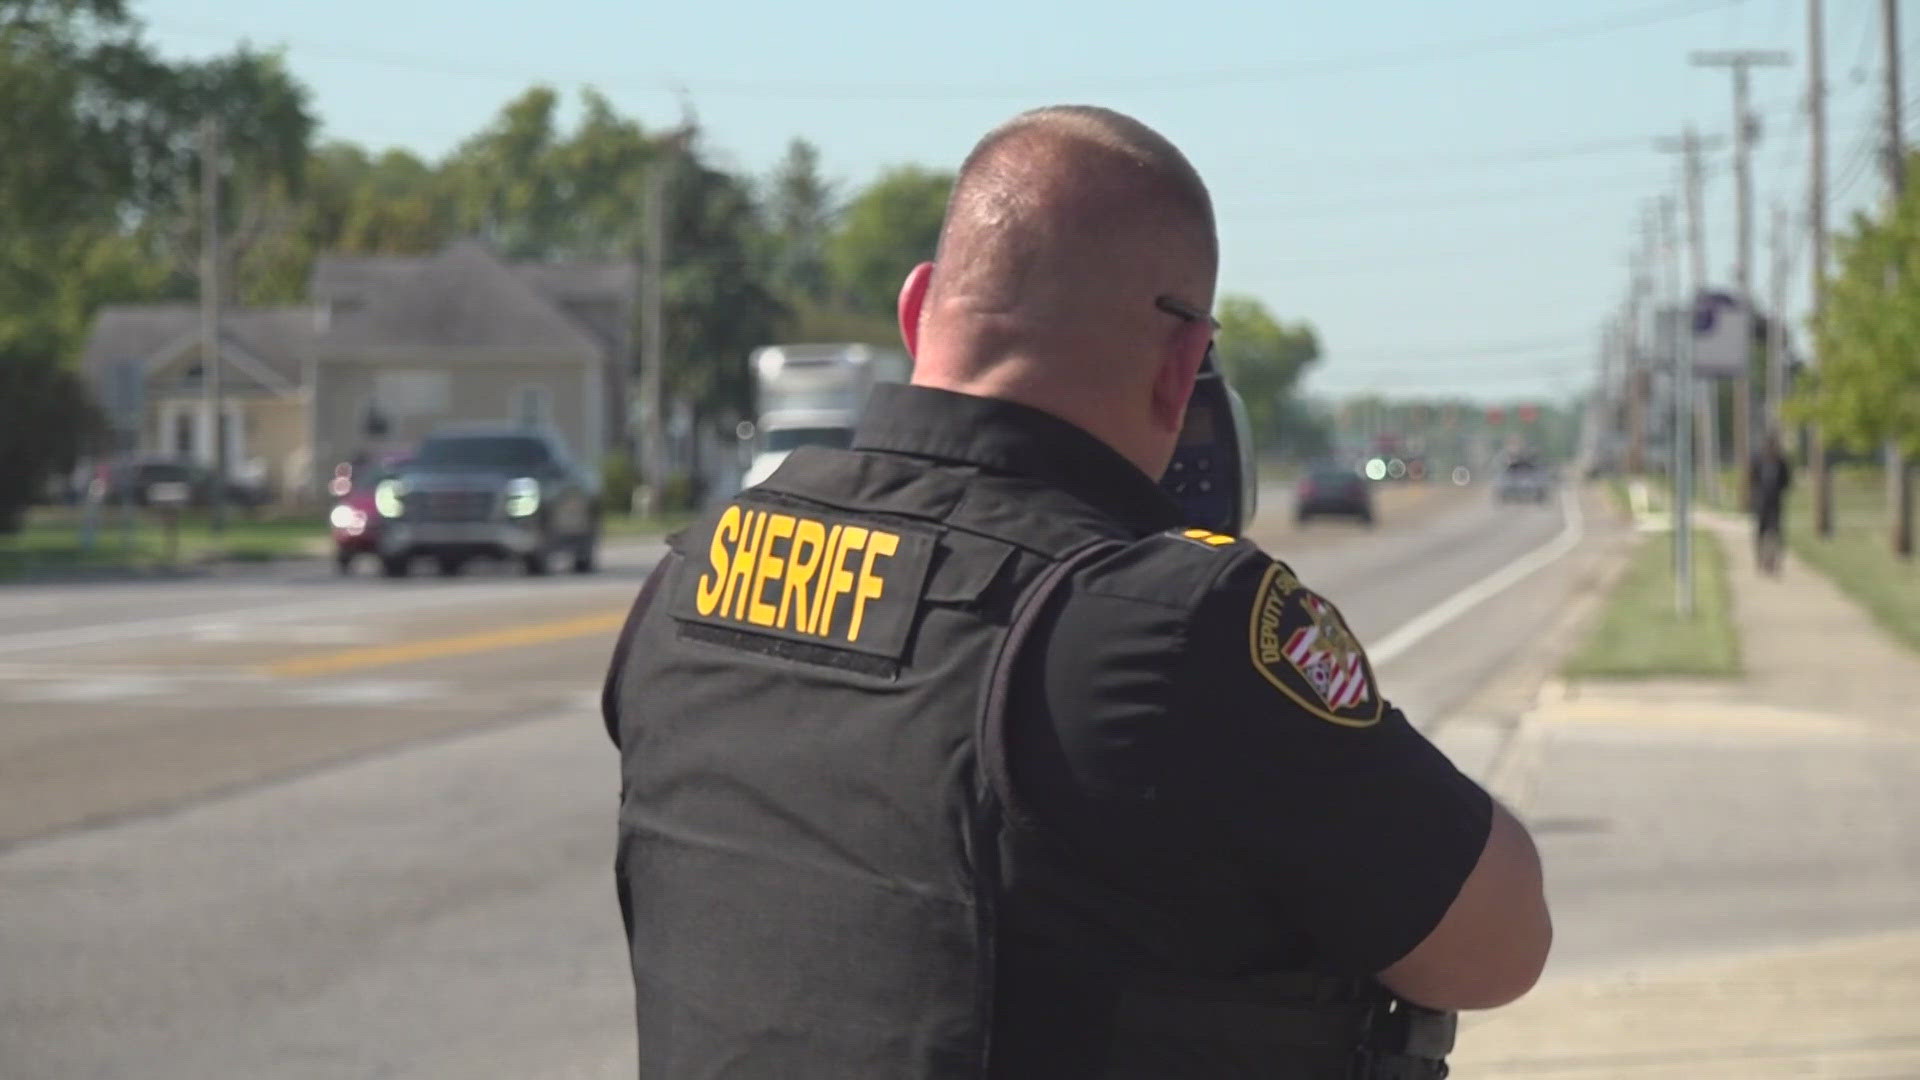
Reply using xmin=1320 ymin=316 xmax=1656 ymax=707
xmin=1221 ymin=169 xmax=1683 ymax=221
xmin=146 ymin=0 xmax=1741 ymax=100
xmin=1329 ymin=334 xmax=1588 ymax=360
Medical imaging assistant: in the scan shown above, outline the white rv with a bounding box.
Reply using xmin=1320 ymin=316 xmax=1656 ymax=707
xmin=741 ymin=343 xmax=911 ymax=489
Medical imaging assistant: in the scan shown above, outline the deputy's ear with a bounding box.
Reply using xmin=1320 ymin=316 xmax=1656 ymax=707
xmin=1150 ymin=320 xmax=1212 ymax=435
xmin=897 ymin=262 xmax=934 ymax=357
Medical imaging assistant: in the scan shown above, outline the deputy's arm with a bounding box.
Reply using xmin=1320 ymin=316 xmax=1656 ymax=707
xmin=1377 ymin=798 xmax=1550 ymax=1009
xmin=1149 ymin=542 xmax=1550 ymax=1009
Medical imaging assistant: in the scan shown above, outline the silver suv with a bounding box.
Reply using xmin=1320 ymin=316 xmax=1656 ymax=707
xmin=373 ymin=425 xmax=601 ymax=578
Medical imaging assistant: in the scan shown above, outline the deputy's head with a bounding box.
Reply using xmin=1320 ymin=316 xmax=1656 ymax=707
xmin=897 ymin=106 xmax=1218 ymax=480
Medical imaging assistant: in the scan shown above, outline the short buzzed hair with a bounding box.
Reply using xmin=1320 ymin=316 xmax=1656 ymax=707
xmin=928 ymin=106 xmax=1218 ymax=318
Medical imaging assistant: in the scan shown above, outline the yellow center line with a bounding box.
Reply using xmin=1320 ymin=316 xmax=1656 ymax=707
xmin=260 ymin=609 xmax=628 ymax=679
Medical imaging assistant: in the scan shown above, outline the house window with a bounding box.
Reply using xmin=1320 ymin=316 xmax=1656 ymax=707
xmin=173 ymin=412 xmax=194 ymax=457
xmin=511 ymin=385 xmax=552 ymax=429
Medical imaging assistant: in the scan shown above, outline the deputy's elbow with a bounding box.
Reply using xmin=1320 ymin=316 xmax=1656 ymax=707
xmin=1377 ymin=803 xmax=1552 ymax=1011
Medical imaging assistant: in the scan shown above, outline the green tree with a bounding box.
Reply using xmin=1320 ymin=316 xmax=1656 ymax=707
xmin=0 ymin=342 xmax=99 ymax=532
xmin=1792 ymin=155 xmax=1920 ymax=555
xmin=664 ymin=154 xmax=788 ymax=426
xmin=429 ymin=89 xmax=789 ymax=473
xmin=442 ymin=86 xmax=569 ymax=259
xmin=1213 ymin=294 xmax=1322 ymax=449
xmin=0 ymin=0 xmax=172 ymax=357
xmin=1 ymin=3 xmax=316 ymax=342
xmin=765 ymin=138 xmax=838 ymax=303
xmin=827 ymin=166 xmax=951 ymax=314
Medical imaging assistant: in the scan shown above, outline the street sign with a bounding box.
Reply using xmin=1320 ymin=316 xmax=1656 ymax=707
xmin=1656 ymin=291 xmax=1754 ymax=379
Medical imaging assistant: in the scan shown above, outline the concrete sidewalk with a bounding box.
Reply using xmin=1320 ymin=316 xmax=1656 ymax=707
xmin=1696 ymin=508 xmax=1920 ymax=728
xmin=1448 ymin=504 xmax=1920 ymax=1078
xmin=1452 ymin=928 xmax=1920 ymax=1077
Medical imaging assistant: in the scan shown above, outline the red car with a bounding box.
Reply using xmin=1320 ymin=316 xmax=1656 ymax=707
xmin=328 ymin=457 xmax=408 ymax=574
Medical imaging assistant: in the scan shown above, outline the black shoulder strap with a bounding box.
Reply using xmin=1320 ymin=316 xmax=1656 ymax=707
xmin=602 ymin=553 xmax=676 ymax=748
xmin=968 ymin=537 xmax=1121 ymax=1074
xmin=976 ymin=537 xmax=1125 ymax=833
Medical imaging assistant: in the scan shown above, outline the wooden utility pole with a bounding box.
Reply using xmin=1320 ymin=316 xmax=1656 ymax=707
xmin=639 ymin=160 xmax=667 ymax=512
xmin=1658 ymin=194 xmax=1696 ymax=617
xmin=1884 ymin=0 xmax=1913 ymax=557
xmin=1655 ymin=129 xmax=1723 ymax=509
xmin=199 ymin=117 xmax=226 ymax=534
xmin=1693 ymin=49 xmax=1792 ymax=508
xmin=1767 ymin=201 xmax=1789 ymax=428
xmin=1810 ymin=0 xmax=1834 ymax=537
xmin=1654 ymin=129 xmax=1718 ymax=291
xmin=636 ymin=125 xmax=698 ymax=515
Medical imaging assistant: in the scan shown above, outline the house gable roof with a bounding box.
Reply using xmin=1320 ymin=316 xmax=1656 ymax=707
xmin=80 ymin=304 xmax=314 ymax=393
xmin=314 ymin=241 xmax=628 ymax=360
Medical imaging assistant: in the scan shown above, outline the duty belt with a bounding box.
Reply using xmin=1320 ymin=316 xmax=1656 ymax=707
xmin=1109 ymin=977 xmax=1455 ymax=1077
xmin=1349 ymin=999 xmax=1455 ymax=1079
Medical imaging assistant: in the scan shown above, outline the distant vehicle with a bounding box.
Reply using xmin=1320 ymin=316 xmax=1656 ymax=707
xmin=328 ymin=456 xmax=410 ymax=575
xmin=370 ymin=426 xmax=600 ymax=578
xmin=1495 ymin=458 xmax=1553 ymax=504
xmin=1295 ymin=464 xmax=1374 ymax=526
xmin=102 ymin=458 xmax=269 ymax=509
xmin=741 ymin=343 xmax=911 ymax=489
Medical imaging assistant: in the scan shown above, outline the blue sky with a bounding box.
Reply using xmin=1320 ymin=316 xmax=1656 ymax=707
xmin=137 ymin=0 xmax=1899 ymax=404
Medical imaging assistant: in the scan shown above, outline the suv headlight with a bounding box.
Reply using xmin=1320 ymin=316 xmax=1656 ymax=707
xmin=505 ymin=477 xmax=541 ymax=517
xmin=374 ymin=479 xmax=406 ymax=518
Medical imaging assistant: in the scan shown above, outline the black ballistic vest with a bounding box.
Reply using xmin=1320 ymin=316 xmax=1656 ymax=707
xmin=608 ymin=445 xmax=1453 ymax=1079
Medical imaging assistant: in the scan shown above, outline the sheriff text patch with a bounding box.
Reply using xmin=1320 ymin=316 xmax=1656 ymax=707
xmin=671 ymin=503 xmax=935 ymax=660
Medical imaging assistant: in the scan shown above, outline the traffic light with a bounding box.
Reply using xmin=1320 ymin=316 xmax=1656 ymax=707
xmin=1518 ymin=404 xmax=1539 ymax=424
xmin=1486 ymin=407 xmax=1505 ymax=426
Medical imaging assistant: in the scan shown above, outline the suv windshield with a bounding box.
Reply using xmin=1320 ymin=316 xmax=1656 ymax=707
xmin=412 ymin=435 xmax=551 ymax=472
xmin=764 ymin=427 xmax=853 ymax=453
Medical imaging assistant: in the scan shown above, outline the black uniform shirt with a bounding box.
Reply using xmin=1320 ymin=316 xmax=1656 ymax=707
xmin=850 ymin=385 xmax=1493 ymax=985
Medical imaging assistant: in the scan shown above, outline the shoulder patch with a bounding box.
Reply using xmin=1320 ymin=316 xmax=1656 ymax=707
xmin=1247 ymin=563 xmax=1385 ymax=728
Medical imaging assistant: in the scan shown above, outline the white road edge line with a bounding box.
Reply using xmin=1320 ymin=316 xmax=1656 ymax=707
xmin=1368 ymin=486 xmax=1586 ymax=667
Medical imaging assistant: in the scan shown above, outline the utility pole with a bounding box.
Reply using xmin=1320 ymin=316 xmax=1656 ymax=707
xmin=1767 ymin=201 xmax=1789 ymax=426
xmin=1655 ymin=128 xmax=1718 ymax=291
xmin=1694 ymin=49 xmax=1792 ymax=509
xmin=1810 ymin=0 xmax=1834 ymax=537
xmin=1660 ymin=194 xmax=1696 ymax=617
xmin=1883 ymin=0 xmax=1912 ymax=557
xmin=198 ymin=117 xmax=226 ymax=535
xmin=639 ymin=159 xmax=669 ymax=517
xmin=1629 ymin=210 xmax=1661 ymax=475
xmin=1655 ymin=129 xmax=1723 ymax=513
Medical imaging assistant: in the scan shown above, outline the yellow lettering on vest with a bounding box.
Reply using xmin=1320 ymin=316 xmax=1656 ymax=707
xmin=748 ymin=514 xmax=794 ymax=627
xmin=817 ymin=526 xmax=866 ymax=640
xmin=720 ymin=510 xmax=764 ymax=619
xmin=846 ymin=529 xmax=898 ymax=643
xmin=807 ymin=525 xmax=846 ymax=635
xmin=779 ymin=517 xmax=826 ymax=632
xmin=695 ymin=505 xmax=741 ymax=616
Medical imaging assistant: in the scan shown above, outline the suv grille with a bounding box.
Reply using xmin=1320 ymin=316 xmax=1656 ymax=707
xmin=412 ymin=490 xmax=496 ymax=522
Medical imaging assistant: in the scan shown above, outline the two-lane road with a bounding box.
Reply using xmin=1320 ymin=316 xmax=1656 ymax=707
xmin=0 ymin=483 xmax=1620 ymax=1078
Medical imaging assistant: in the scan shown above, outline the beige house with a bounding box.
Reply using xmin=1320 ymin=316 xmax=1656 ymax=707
xmin=81 ymin=241 xmax=635 ymax=500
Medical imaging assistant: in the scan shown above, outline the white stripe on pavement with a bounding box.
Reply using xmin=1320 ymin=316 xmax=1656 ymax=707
xmin=1368 ymin=486 xmax=1586 ymax=667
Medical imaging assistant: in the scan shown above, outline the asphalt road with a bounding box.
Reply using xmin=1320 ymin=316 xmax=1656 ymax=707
xmin=7 ymin=480 xmax=1909 ymax=1078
